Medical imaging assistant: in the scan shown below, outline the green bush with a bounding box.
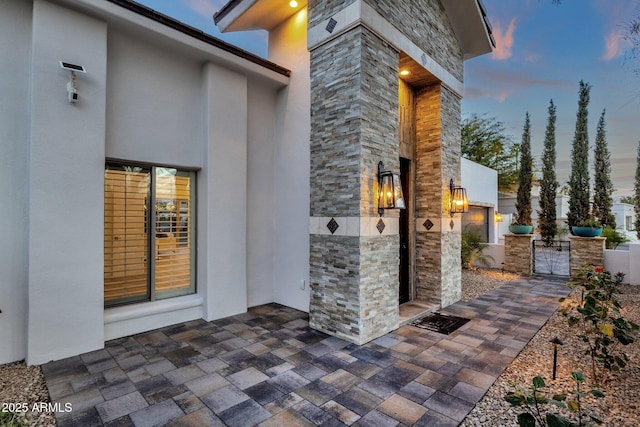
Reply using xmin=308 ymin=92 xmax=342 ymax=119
xmin=461 ymin=228 xmax=494 ymax=269
xmin=600 ymin=227 xmax=629 ymax=249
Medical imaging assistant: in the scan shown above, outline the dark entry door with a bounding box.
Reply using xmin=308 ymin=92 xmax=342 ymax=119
xmin=399 ymin=158 xmax=410 ymax=303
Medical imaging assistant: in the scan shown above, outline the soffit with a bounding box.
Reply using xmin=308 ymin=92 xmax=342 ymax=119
xmin=215 ymin=0 xmax=308 ymax=32
xmin=441 ymin=0 xmax=495 ymax=60
xmin=215 ymin=0 xmax=494 ymax=60
xmin=398 ymin=53 xmax=439 ymax=89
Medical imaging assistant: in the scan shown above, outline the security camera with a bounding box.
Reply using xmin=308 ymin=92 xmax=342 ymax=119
xmin=67 ymin=81 xmax=78 ymax=103
xmin=60 ymin=61 xmax=85 ymax=104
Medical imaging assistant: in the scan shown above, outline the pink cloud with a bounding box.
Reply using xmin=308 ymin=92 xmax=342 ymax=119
xmin=601 ymin=30 xmax=631 ymax=61
xmin=492 ymin=18 xmax=517 ymax=60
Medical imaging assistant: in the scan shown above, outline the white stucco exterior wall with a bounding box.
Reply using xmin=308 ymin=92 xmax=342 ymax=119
xmin=1 ymin=0 xmax=292 ymax=364
xmin=27 ymin=0 xmax=107 ymax=364
xmin=0 ymin=0 xmax=32 ymax=365
xmin=461 ymin=158 xmax=499 ymax=243
xmin=202 ymin=63 xmax=249 ymax=320
xmin=246 ymin=81 xmax=277 ymax=308
xmin=268 ymin=9 xmax=311 ymax=312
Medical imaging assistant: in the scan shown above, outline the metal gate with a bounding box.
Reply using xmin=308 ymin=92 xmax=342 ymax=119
xmin=532 ymin=240 xmax=570 ymax=276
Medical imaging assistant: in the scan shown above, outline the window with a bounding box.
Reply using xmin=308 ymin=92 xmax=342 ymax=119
xmin=104 ymin=162 xmax=196 ymax=307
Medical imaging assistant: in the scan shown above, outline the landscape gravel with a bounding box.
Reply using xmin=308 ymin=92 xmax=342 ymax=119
xmin=1 ymin=269 xmax=637 ymax=426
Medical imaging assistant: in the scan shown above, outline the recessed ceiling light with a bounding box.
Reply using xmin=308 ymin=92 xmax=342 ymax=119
xmin=399 ymin=70 xmax=410 ymax=76
xmin=289 ymin=0 xmax=298 ymax=7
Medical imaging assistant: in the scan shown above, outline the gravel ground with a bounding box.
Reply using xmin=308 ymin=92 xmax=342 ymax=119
xmin=0 ymin=361 xmax=55 ymax=426
xmin=1 ymin=269 xmax=637 ymax=427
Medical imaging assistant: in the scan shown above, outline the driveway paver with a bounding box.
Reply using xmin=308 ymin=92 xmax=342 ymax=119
xmin=43 ymin=275 xmax=569 ymax=426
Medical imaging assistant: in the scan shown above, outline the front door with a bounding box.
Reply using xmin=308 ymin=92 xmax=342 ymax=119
xmin=399 ymin=158 xmax=411 ymax=303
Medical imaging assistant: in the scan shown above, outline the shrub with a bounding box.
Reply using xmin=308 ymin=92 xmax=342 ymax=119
xmin=505 ymin=372 xmax=604 ymax=427
xmin=600 ymin=227 xmax=629 ymax=249
xmin=461 ymin=228 xmax=494 ymax=269
xmin=559 ymin=265 xmax=639 ymax=383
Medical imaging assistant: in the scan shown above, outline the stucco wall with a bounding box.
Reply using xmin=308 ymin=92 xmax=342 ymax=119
xmin=0 ymin=0 xmax=32 ymax=365
xmin=269 ymin=9 xmax=312 ymax=312
xmin=2 ymin=0 xmax=290 ymax=364
xmin=27 ymin=0 xmax=108 ymax=364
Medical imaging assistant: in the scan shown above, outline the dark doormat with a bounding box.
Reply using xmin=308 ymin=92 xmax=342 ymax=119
xmin=410 ymin=312 xmax=470 ymax=335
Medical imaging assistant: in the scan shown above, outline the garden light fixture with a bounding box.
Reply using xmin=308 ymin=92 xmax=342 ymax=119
xmin=550 ymin=336 xmax=564 ymax=380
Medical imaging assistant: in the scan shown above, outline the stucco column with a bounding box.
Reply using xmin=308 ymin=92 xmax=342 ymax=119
xmin=27 ymin=1 xmax=107 ymax=364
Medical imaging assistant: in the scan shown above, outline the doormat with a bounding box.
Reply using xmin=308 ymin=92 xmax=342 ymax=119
xmin=410 ymin=312 xmax=470 ymax=335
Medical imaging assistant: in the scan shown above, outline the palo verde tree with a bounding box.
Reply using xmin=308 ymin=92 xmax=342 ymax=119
xmin=635 ymin=141 xmax=640 ymax=238
xmin=515 ymin=112 xmax=533 ymax=225
xmin=567 ymin=81 xmax=592 ymax=230
xmin=538 ymin=100 xmax=558 ymax=244
xmin=461 ymin=114 xmax=519 ymax=192
xmin=592 ymin=109 xmax=616 ymax=228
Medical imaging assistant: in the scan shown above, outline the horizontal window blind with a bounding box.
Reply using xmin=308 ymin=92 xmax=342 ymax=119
xmin=104 ymin=164 xmax=195 ymax=307
xmin=104 ymin=167 xmax=150 ymax=305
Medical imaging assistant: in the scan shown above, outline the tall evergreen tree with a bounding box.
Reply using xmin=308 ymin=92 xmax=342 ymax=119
xmin=592 ymin=109 xmax=616 ymax=228
xmin=567 ymin=80 xmax=591 ymax=230
xmin=538 ymin=100 xmax=558 ymax=244
xmin=635 ymin=141 xmax=640 ymax=239
xmin=515 ymin=112 xmax=533 ymax=225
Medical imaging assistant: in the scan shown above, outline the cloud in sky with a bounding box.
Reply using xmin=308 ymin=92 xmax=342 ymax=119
xmin=601 ymin=29 xmax=631 ymax=61
xmin=184 ymin=0 xmax=221 ymax=17
xmin=465 ymin=67 xmax=569 ymax=102
xmin=491 ymin=18 xmax=517 ymax=60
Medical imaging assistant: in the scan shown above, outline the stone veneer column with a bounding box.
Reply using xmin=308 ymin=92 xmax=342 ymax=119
xmin=569 ymin=236 xmax=605 ymax=278
xmin=504 ymin=234 xmax=535 ymax=276
xmin=308 ymin=25 xmax=400 ymax=345
xmin=414 ymin=84 xmax=463 ymax=308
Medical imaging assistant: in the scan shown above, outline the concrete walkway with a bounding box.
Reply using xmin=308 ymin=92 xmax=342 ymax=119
xmin=43 ymin=275 xmax=569 ymax=427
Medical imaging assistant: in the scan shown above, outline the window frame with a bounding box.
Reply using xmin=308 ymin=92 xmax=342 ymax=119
xmin=104 ymin=160 xmax=197 ymax=308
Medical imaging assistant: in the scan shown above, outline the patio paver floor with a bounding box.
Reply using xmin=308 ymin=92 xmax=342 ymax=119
xmin=43 ymin=275 xmax=569 ymax=426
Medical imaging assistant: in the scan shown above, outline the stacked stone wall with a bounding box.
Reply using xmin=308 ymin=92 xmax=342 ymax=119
xmin=309 ymin=25 xmax=400 ymax=344
xmin=569 ymin=237 xmax=605 ymax=278
xmin=310 ymin=29 xmax=362 ymax=217
xmin=504 ymin=234 xmax=534 ymax=276
xmin=365 ymin=0 xmax=463 ymax=81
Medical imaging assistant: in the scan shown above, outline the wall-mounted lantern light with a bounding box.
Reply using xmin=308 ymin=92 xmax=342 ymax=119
xmin=495 ymin=212 xmax=504 ymax=223
xmin=378 ymin=161 xmax=405 ymax=216
xmin=449 ymin=179 xmax=468 ymax=216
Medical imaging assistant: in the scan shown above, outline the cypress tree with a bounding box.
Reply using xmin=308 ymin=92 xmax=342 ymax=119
xmin=635 ymin=141 xmax=640 ymax=239
xmin=567 ymin=80 xmax=591 ymax=230
xmin=515 ymin=112 xmax=533 ymax=225
xmin=538 ymin=100 xmax=558 ymax=244
xmin=592 ymin=109 xmax=616 ymax=228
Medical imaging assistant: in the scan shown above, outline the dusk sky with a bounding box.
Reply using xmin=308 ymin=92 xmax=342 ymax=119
xmin=136 ymin=0 xmax=639 ymax=197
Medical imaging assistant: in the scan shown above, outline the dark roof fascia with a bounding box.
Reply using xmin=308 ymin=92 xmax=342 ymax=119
xmin=213 ymin=0 xmax=243 ymax=25
xmin=106 ymin=0 xmax=290 ymax=77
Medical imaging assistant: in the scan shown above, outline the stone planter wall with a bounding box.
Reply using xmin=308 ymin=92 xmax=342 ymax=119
xmin=504 ymin=234 xmax=534 ymax=276
xmin=569 ymin=236 xmax=605 ymax=278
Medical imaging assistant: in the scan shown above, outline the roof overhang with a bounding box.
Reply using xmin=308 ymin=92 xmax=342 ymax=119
xmin=214 ymin=0 xmax=308 ymax=32
xmin=215 ymin=0 xmax=493 ymax=60
xmin=441 ymin=0 xmax=495 ymax=60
